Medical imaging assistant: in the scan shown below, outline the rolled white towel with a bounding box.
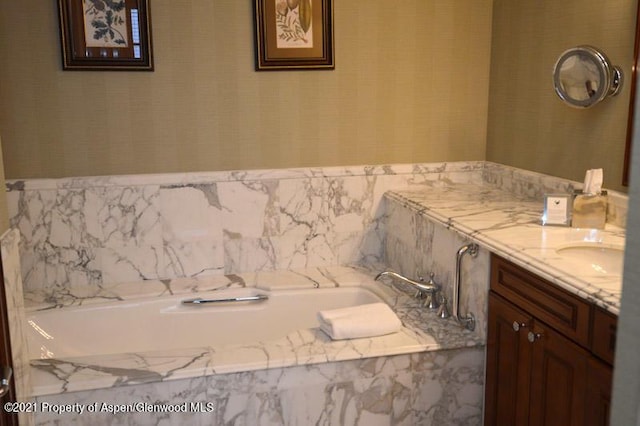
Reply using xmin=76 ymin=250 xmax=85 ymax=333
xmin=317 ymin=302 xmax=402 ymax=340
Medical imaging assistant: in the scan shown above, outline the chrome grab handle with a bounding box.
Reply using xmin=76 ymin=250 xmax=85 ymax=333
xmin=0 ymin=365 xmax=12 ymax=397
xmin=453 ymin=243 xmax=479 ymax=331
xmin=181 ymin=294 xmax=269 ymax=305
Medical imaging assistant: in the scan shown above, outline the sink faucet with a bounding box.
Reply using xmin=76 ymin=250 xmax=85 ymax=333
xmin=375 ymin=270 xmax=441 ymax=309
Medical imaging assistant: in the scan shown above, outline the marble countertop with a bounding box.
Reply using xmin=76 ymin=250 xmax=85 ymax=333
xmin=386 ymin=183 xmax=626 ymax=315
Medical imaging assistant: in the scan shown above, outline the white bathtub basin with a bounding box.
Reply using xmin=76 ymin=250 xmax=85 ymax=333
xmin=27 ymin=286 xmax=387 ymax=359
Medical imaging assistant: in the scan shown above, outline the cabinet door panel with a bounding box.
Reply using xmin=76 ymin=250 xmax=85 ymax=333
xmin=484 ymin=292 xmax=532 ymax=426
xmin=591 ymin=308 xmax=617 ymax=365
xmin=490 ymin=255 xmax=591 ymax=347
xmin=585 ymin=357 xmax=613 ymax=426
xmin=529 ymin=323 xmax=589 ymax=426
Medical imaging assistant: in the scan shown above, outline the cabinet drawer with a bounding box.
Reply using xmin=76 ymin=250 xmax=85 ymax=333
xmin=491 ymin=255 xmax=591 ymax=348
xmin=591 ymin=307 xmax=617 ymax=365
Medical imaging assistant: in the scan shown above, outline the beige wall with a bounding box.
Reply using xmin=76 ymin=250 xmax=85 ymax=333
xmin=0 ymin=1 xmax=492 ymax=179
xmin=486 ymin=0 xmax=637 ymax=192
xmin=0 ymin=135 xmax=8 ymax=233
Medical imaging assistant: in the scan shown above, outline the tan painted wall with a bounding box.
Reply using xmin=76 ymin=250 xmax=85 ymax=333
xmin=486 ymin=0 xmax=637 ymax=192
xmin=0 ymin=1 xmax=492 ymax=179
xmin=0 ymin=135 xmax=8 ymax=233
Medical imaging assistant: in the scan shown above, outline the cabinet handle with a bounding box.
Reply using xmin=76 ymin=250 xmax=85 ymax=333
xmin=0 ymin=365 xmax=12 ymax=397
xmin=527 ymin=331 xmax=543 ymax=343
xmin=512 ymin=321 xmax=527 ymax=332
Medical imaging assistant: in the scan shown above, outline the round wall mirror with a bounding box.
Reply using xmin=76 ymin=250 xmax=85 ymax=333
xmin=552 ymin=45 xmax=623 ymax=108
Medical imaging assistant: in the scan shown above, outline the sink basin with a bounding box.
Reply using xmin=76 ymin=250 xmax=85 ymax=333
xmin=555 ymin=243 xmax=624 ymax=276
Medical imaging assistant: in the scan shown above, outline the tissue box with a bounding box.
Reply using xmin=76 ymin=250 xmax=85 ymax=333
xmin=572 ymin=193 xmax=607 ymax=229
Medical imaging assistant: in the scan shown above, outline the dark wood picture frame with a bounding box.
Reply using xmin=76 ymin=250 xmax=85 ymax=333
xmin=57 ymin=0 xmax=154 ymax=71
xmin=254 ymin=0 xmax=334 ymax=71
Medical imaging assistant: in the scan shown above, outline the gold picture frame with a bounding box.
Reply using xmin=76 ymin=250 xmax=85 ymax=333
xmin=254 ymin=0 xmax=334 ymax=70
xmin=58 ymin=0 xmax=154 ymax=71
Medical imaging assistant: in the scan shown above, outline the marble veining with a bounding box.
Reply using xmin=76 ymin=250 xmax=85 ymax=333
xmin=7 ymin=161 xmax=493 ymax=307
xmin=8 ymin=161 xmax=626 ymax=308
xmin=386 ymin=182 xmax=625 ymax=314
xmin=0 ymin=229 xmax=34 ymax=425
xmin=8 ymin=162 xmax=486 ymax=191
xmin=23 ymin=267 xmax=485 ymax=425
xmin=30 ymin=347 xmax=485 ymax=426
xmin=27 ymin=266 xmax=482 ymax=397
xmin=482 ymin=162 xmax=628 ymax=228
xmin=382 ymin=199 xmax=491 ymax=340
xmin=4 ymin=161 xmax=630 ymax=425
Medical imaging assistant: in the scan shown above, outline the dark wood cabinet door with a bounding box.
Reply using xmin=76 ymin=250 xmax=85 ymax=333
xmin=487 ymin=255 xmax=614 ymax=426
xmin=528 ymin=322 xmax=589 ymax=426
xmin=484 ymin=292 xmax=533 ymax=426
xmin=585 ymin=357 xmax=613 ymax=426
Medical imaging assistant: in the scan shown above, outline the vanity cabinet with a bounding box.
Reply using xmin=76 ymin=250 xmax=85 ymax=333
xmin=484 ymin=255 xmax=617 ymax=426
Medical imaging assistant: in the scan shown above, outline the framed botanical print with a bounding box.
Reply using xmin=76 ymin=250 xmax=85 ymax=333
xmin=58 ymin=0 xmax=154 ymax=71
xmin=254 ymin=0 xmax=334 ymax=70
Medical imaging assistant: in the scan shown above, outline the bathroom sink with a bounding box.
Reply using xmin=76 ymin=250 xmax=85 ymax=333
xmin=555 ymin=243 xmax=624 ymax=276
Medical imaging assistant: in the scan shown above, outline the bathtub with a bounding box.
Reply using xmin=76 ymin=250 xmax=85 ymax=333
xmin=25 ymin=267 xmax=486 ymax=425
xmin=27 ymin=286 xmax=386 ymax=359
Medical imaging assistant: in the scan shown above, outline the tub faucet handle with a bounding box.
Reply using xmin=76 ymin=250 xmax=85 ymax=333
xmin=422 ymin=273 xmax=441 ymax=309
xmin=414 ymin=270 xmax=426 ymax=298
xmin=427 ymin=272 xmax=438 ymax=286
xmin=437 ymin=295 xmax=450 ymax=319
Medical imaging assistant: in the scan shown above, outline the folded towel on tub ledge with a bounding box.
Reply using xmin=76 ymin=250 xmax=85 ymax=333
xmin=317 ymin=302 xmax=402 ymax=340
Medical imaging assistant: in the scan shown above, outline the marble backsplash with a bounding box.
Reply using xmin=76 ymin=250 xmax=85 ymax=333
xmin=382 ymin=197 xmax=491 ymax=340
xmin=482 ymin=162 xmax=628 ymax=228
xmin=6 ymin=162 xmax=488 ymax=303
xmin=5 ymin=161 xmax=628 ymax=305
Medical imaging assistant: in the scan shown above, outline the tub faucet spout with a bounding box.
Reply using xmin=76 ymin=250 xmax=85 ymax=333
xmin=375 ymin=270 xmax=441 ymax=308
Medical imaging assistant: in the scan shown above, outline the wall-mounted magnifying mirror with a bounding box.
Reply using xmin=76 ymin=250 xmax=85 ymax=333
xmin=552 ymin=45 xmax=623 ymax=108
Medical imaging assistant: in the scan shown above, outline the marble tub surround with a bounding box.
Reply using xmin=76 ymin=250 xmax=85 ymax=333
xmin=27 ymin=266 xmax=483 ymax=397
xmin=22 ymin=263 xmax=470 ymax=312
xmin=6 ymin=161 xmax=493 ymax=305
xmin=385 ymin=181 xmax=626 ymax=315
xmin=382 ymin=198 xmax=491 ymax=340
xmin=0 ymin=229 xmax=34 ymax=426
xmin=23 ymin=268 xmax=249 ymax=310
xmin=30 ymin=347 xmax=485 ymax=426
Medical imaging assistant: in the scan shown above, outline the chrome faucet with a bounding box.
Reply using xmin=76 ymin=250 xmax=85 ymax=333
xmin=375 ymin=270 xmax=441 ymax=309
